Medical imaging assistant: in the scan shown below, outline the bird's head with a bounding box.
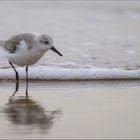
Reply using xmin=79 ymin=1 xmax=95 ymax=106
xmin=36 ymin=34 xmax=63 ymax=57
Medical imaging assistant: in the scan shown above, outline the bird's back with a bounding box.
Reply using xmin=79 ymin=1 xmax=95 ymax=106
xmin=3 ymin=33 xmax=36 ymax=53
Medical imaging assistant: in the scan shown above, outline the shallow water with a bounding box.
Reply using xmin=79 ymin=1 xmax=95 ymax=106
xmin=0 ymin=1 xmax=140 ymax=70
xmin=0 ymin=81 xmax=140 ymax=139
xmin=0 ymin=2 xmax=140 ymax=139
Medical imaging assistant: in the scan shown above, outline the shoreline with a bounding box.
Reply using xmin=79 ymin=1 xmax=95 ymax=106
xmin=0 ymin=66 xmax=140 ymax=80
xmin=0 ymin=80 xmax=140 ymax=89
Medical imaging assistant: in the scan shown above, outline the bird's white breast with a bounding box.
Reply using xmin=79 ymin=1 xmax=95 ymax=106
xmin=5 ymin=40 xmax=46 ymax=66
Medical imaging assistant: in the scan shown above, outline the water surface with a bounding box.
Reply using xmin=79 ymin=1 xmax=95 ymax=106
xmin=0 ymin=81 xmax=140 ymax=139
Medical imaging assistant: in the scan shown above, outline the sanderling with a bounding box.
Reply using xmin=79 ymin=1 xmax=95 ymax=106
xmin=0 ymin=33 xmax=63 ymax=95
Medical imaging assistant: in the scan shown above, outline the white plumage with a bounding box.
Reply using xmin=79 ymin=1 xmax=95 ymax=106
xmin=0 ymin=33 xmax=63 ymax=96
xmin=1 ymin=33 xmax=62 ymax=66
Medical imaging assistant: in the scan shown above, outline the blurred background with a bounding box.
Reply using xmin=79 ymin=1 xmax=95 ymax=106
xmin=0 ymin=1 xmax=140 ymax=70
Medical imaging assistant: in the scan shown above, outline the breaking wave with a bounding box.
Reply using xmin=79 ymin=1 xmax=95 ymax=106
xmin=0 ymin=66 xmax=140 ymax=80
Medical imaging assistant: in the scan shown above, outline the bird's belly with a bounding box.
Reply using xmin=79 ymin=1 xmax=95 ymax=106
xmin=6 ymin=50 xmax=45 ymax=66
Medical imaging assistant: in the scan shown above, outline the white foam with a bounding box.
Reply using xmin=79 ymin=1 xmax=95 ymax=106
xmin=0 ymin=66 xmax=140 ymax=80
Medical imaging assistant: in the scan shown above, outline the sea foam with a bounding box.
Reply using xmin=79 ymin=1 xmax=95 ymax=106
xmin=0 ymin=66 xmax=140 ymax=80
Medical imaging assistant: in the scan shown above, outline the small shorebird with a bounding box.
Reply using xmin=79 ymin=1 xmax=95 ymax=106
xmin=0 ymin=33 xmax=63 ymax=95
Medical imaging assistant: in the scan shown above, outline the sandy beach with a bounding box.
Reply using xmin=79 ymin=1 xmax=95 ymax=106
xmin=0 ymin=81 xmax=139 ymax=139
xmin=0 ymin=1 xmax=140 ymax=139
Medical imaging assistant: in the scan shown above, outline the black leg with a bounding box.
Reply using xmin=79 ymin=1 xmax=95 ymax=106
xmin=25 ymin=66 xmax=29 ymax=97
xmin=9 ymin=61 xmax=19 ymax=96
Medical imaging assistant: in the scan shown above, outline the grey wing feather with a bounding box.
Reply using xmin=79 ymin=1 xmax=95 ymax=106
xmin=4 ymin=33 xmax=36 ymax=53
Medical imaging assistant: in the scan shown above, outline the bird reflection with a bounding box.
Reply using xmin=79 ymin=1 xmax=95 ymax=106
xmin=4 ymin=95 xmax=62 ymax=133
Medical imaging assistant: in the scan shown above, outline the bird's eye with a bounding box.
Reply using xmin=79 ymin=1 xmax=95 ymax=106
xmin=44 ymin=41 xmax=49 ymax=44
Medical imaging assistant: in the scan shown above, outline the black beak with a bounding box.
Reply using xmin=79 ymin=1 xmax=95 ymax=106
xmin=51 ymin=46 xmax=63 ymax=57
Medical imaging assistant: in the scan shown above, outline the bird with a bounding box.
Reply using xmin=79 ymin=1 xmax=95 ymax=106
xmin=0 ymin=33 xmax=63 ymax=96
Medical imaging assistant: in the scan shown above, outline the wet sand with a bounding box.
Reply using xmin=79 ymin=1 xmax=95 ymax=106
xmin=0 ymin=81 xmax=140 ymax=139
